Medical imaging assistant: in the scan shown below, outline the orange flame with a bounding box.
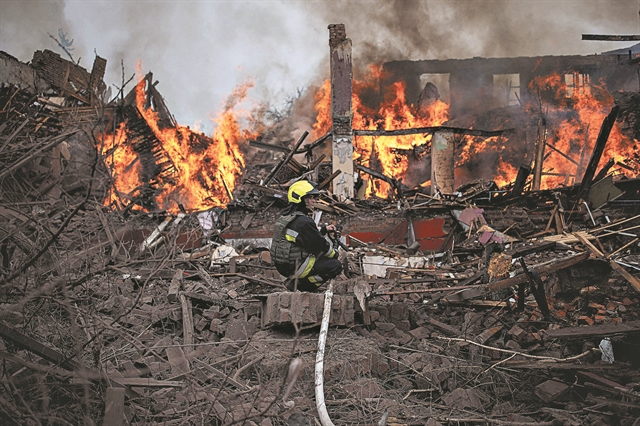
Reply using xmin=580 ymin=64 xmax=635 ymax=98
xmin=492 ymin=72 xmax=637 ymax=189
xmin=100 ymin=75 xmax=253 ymax=213
xmin=314 ymin=65 xmax=450 ymax=198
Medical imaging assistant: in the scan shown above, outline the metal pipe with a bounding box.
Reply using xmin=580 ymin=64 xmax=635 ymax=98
xmin=583 ymin=201 xmax=596 ymax=226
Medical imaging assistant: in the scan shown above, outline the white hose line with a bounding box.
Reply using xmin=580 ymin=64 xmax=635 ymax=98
xmin=315 ymin=281 xmax=336 ymax=426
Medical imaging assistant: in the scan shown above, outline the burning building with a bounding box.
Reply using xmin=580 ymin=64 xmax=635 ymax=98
xmin=3 ymin=23 xmax=640 ymax=426
xmin=349 ymin=44 xmax=640 ymax=194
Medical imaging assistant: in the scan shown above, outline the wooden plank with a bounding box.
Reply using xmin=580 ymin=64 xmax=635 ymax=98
xmin=532 ymin=118 xmax=546 ymax=191
xmin=318 ymin=169 xmax=342 ymax=190
xmin=179 ymin=294 xmax=194 ymax=353
xmin=193 ymin=359 xmax=250 ymax=390
xmin=108 ymin=378 xmax=182 ymax=387
xmin=545 ymin=320 xmax=640 ymax=339
xmin=168 ymin=269 xmax=183 ymax=303
xmin=578 ymin=106 xmax=619 ymax=194
xmin=0 ymin=323 xmax=81 ymax=370
xmin=487 ymin=252 xmax=589 ymax=292
xmin=582 ymin=34 xmax=640 ymax=41
xmin=103 ymin=388 xmax=125 ymax=426
xmin=425 ymin=315 xmax=462 ymax=336
xmin=573 ymin=232 xmax=640 ymax=293
xmin=353 ymin=126 xmax=510 ymax=137
xmin=263 ymin=131 xmax=308 ymax=184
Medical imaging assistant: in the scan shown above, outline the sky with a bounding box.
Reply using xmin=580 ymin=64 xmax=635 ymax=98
xmin=1 ymin=0 xmax=639 ymax=134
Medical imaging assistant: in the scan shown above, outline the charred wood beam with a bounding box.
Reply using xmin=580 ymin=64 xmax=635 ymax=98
xmin=508 ymin=241 xmax=556 ymax=258
xmin=578 ymin=106 xmax=619 ymax=195
xmin=582 ymin=34 xmax=640 ymax=41
xmin=249 ymin=132 xmax=331 ymax=155
xmin=511 ymin=165 xmax=530 ymax=195
xmin=542 ymin=172 xmax=575 ymax=177
xmin=355 ymin=163 xmax=403 ymax=199
xmin=390 ymin=144 xmax=429 ymax=157
xmin=355 ymin=164 xmax=395 ymax=187
xmin=593 ymin=158 xmax=616 ymax=184
xmin=532 ymin=118 xmax=546 ymax=191
xmin=353 ymin=126 xmax=511 ymax=137
xmin=519 ymin=258 xmax=551 ymax=319
xmin=546 ymin=142 xmax=580 ymax=167
xmin=318 ymin=169 xmax=342 ymax=190
xmin=249 ymin=139 xmax=289 ymax=153
xmin=299 ymin=132 xmax=331 ymax=153
xmin=308 ymin=153 xmax=327 ymax=171
xmin=263 ymin=131 xmax=308 ymax=185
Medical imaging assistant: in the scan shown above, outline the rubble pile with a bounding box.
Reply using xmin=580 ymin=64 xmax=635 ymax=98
xmin=1 ymin=48 xmax=640 ymax=426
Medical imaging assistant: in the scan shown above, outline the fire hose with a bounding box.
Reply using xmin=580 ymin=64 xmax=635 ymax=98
xmin=315 ymin=280 xmax=336 ymax=426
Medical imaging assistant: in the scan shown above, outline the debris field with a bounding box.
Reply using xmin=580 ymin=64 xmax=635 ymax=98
xmin=1 ymin=27 xmax=640 ymax=426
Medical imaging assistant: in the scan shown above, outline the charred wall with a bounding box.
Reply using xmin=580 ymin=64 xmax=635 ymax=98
xmin=382 ymin=53 xmax=638 ymax=118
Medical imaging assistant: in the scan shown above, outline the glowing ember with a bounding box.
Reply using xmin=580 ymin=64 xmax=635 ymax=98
xmin=100 ymin=76 xmax=253 ymax=214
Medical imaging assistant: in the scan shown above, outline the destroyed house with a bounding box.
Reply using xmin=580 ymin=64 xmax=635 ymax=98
xmin=2 ymin=25 xmax=640 ymax=426
xmin=382 ymin=49 xmax=639 ymax=118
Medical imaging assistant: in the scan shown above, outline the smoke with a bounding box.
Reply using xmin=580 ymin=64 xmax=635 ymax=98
xmin=0 ymin=1 xmax=69 ymax=60
xmin=301 ymin=0 xmax=640 ymax=68
xmin=1 ymin=0 xmax=638 ymax=134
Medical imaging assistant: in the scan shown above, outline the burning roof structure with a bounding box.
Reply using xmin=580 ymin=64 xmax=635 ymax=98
xmin=1 ymin=24 xmax=640 ymax=426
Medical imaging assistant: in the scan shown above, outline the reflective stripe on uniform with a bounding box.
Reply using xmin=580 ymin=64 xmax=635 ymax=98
xmin=326 ymin=249 xmax=337 ymax=258
xmin=285 ymin=229 xmax=298 ymax=242
xmin=307 ymin=275 xmax=323 ymax=285
xmin=295 ymin=255 xmax=316 ymax=279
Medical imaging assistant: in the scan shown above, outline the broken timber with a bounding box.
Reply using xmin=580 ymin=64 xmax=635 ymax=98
xmin=582 ymin=34 xmax=640 ymax=41
xmin=545 ymin=319 xmax=640 ymax=339
xmin=263 ymin=130 xmax=309 ymax=184
xmin=578 ymin=105 xmax=620 ymax=195
xmin=573 ymin=232 xmax=640 ymax=293
xmin=487 ymin=252 xmax=589 ymax=292
xmin=353 ymin=126 xmax=512 ymax=137
xmin=249 ymin=132 xmax=331 ymax=154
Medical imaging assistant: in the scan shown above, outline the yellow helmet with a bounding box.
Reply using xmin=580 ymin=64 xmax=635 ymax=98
xmin=288 ymin=180 xmax=320 ymax=203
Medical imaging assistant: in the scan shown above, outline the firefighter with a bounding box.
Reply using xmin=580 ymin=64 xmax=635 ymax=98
xmin=270 ymin=180 xmax=342 ymax=291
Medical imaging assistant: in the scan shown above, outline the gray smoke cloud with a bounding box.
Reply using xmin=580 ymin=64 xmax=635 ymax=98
xmin=303 ymin=0 xmax=640 ymax=65
xmin=1 ymin=0 xmax=638 ymax=134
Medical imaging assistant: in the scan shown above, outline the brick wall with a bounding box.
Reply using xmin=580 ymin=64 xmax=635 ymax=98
xmin=31 ymin=50 xmax=106 ymax=95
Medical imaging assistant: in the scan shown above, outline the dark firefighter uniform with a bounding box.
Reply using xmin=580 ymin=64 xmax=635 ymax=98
xmin=270 ymin=181 xmax=343 ymax=291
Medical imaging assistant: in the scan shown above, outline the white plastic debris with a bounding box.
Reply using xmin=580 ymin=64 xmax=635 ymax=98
xmin=361 ymin=255 xmax=443 ymax=278
xmin=210 ymin=245 xmax=239 ymax=264
xmin=599 ymin=338 xmax=615 ymax=363
xmin=197 ymin=209 xmax=219 ymax=236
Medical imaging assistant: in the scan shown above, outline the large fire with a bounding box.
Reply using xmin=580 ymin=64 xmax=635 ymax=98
xmin=521 ymin=72 xmax=637 ymax=189
xmin=101 ymin=64 xmax=638 ymax=211
xmin=100 ymin=76 xmax=253 ymax=214
xmin=314 ymin=65 xmax=450 ymax=197
xmin=456 ymin=72 xmax=638 ymax=190
xmin=314 ymin=67 xmax=638 ymax=195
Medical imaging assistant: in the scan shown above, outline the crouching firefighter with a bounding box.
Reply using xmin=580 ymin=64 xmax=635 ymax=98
xmin=270 ymin=180 xmax=342 ymax=292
